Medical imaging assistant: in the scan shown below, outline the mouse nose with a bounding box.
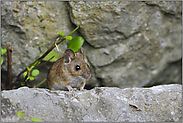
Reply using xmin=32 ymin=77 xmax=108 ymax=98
xmin=82 ymin=72 xmax=91 ymax=79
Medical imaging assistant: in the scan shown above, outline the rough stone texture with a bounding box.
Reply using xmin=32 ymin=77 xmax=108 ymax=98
xmin=1 ymin=84 xmax=182 ymax=122
xmin=68 ymin=1 xmax=182 ymax=47
xmin=68 ymin=1 xmax=182 ymax=88
xmin=1 ymin=1 xmax=182 ymax=89
xmin=1 ymin=1 xmax=79 ymax=85
xmin=145 ymin=1 xmax=182 ymax=16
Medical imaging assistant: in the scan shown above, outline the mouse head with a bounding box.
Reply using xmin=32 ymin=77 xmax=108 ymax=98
xmin=64 ymin=47 xmax=91 ymax=79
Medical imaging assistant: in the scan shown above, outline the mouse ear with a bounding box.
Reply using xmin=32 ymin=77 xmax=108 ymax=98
xmin=64 ymin=49 xmax=75 ymax=63
xmin=78 ymin=47 xmax=85 ymax=57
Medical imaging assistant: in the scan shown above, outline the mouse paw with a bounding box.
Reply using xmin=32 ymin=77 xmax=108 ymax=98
xmin=69 ymin=88 xmax=77 ymax=91
xmin=73 ymin=88 xmax=77 ymax=91
xmin=67 ymin=86 xmax=77 ymax=91
xmin=80 ymin=88 xmax=87 ymax=91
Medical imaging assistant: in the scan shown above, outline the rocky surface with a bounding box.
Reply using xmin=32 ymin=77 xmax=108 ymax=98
xmin=68 ymin=1 xmax=182 ymax=88
xmin=1 ymin=1 xmax=182 ymax=89
xmin=1 ymin=1 xmax=79 ymax=86
xmin=68 ymin=1 xmax=182 ymax=47
xmin=1 ymin=84 xmax=182 ymax=122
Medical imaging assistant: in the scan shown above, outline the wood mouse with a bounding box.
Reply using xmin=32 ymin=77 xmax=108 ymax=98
xmin=46 ymin=47 xmax=91 ymax=91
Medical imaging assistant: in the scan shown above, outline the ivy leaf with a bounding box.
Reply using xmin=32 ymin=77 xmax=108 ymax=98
xmin=1 ymin=57 xmax=3 ymax=65
xmin=65 ymin=36 xmax=72 ymax=40
xmin=31 ymin=117 xmax=42 ymax=122
xmin=16 ymin=111 xmax=24 ymax=117
xmin=29 ymin=76 xmax=34 ymax=80
xmin=31 ymin=69 xmax=39 ymax=76
xmin=21 ymin=81 xmax=25 ymax=86
xmin=1 ymin=47 xmax=7 ymax=55
xmin=40 ymin=50 xmax=59 ymax=62
xmin=56 ymin=31 xmax=64 ymax=37
xmin=67 ymin=36 xmax=84 ymax=52
xmin=23 ymin=71 xmax=28 ymax=78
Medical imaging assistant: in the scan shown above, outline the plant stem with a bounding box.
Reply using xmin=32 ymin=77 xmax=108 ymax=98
xmin=6 ymin=45 xmax=13 ymax=90
xmin=34 ymin=78 xmax=46 ymax=88
xmin=11 ymin=22 xmax=83 ymax=88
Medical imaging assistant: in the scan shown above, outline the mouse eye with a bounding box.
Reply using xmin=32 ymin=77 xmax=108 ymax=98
xmin=87 ymin=64 xmax=91 ymax=70
xmin=75 ymin=65 xmax=81 ymax=71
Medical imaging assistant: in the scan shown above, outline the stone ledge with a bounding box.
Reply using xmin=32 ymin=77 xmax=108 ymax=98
xmin=1 ymin=84 xmax=182 ymax=122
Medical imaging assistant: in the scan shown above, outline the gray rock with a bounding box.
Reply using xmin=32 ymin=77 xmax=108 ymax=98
xmin=68 ymin=1 xmax=146 ymax=48
xmin=1 ymin=1 xmax=79 ymax=83
xmin=145 ymin=1 xmax=182 ymax=16
xmin=1 ymin=84 xmax=182 ymax=122
xmin=69 ymin=1 xmax=182 ymax=88
xmin=68 ymin=1 xmax=181 ymax=48
xmin=1 ymin=1 xmax=182 ymax=90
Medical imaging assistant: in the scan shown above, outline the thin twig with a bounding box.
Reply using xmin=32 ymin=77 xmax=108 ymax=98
xmin=5 ymin=45 xmax=13 ymax=90
xmin=11 ymin=38 xmax=59 ymax=86
xmin=55 ymin=42 xmax=60 ymax=51
xmin=11 ymin=22 xmax=83 ymax=87
xmin=34 ymin=56 xmax=55 ymax=69
xmin=36 ymin=37 xmax=60 ymax=62
xmin=24 ymin=66 xmax=34 ymax=85
xmin=33 ymin=78 xmax=46 ymax=88
xmin=30 ymin=56 xmax=55 ymax=88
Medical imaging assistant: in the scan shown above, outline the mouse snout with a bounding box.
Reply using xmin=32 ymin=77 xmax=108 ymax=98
xmin=82 ymin=71 xmax=91 ymax=79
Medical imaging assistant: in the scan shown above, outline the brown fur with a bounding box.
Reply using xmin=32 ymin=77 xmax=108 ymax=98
xmin=46 ymin=47 xmax=91 ymax=91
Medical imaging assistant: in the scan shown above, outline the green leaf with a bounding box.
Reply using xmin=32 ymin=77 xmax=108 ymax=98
xmin=16 ymin=111 xmax=24 ymax=117
xmin=40 ymin=50 xmax=59 ymax=62
xmin=29 ymin=76 xmax=34 ymax=80
xmin=23 ymin=71 xmax=28 ymax=78
xmin=56 ymin=31 xmax=64 ymax=37
xmin=65 ymin=36 xmax=72 ymax=40
xmin=1 ymin=47 xmax=7 ymax=55
xmin=31 ymin=69 xmax=39 ymax=76
xmin=21 ymin=81 xmax=25 ymax=86
xmin=1 ymin=57 xmax=3 ymax=65
xmin=31 ymin=117 xmax=42 ymax=122
xmin=67 ymin=36 xmax=84 ymax=52
xmin=60 ymin=31 xmax=64 ymax=37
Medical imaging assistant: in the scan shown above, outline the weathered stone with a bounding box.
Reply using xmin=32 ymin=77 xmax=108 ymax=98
xmin=145 ymin=1 xmax=182 ymax=16
xmin=1 ymin=1 xmax=79 ymax=83
xmin=145 ymin=60 xmax=182 ymax=87
xmin=69 ymin=1 xmax=182 ymax=88
xmin=1 ymin=84 xmax=182 ymax=122
xmin=68 ymin=1 xmax=147 ymax=48
xmin=1 ymin=1 xmax=182 ymax=90
xmin=68 ymin=1 xmax=182 ymax=47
